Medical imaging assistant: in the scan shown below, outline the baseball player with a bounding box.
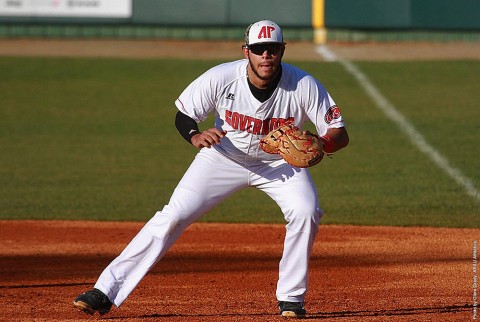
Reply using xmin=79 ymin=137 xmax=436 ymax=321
xmin=73 ymin=20 xmax=349 ymax=319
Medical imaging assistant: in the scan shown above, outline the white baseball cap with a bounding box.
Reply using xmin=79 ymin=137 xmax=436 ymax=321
xmin=244 ymin=20 xmax=285 ymax=46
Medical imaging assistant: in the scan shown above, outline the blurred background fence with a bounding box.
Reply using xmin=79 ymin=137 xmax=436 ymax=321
xmin=1 ymin=0 xmax=479 ymax=42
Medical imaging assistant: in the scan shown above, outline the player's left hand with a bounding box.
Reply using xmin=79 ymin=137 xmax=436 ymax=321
xmin=191 ymin=128 xmax=227 ymax=149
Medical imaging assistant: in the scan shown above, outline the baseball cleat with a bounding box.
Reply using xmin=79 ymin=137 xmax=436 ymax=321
xmin=278 ymin=301 xmax=306 ymax=318
xmin=73 ymin=288 xmax=113 ymax=315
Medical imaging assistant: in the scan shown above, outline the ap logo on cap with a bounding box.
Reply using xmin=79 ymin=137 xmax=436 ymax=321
xmin=245 ymin=20 xmax=285 ymax=46
xmin=259 ymin=26 xmax=274 ymax=39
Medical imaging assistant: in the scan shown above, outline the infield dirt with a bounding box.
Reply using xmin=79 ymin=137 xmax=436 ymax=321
xmin=1 ymin=220 xmax=477 ymax=321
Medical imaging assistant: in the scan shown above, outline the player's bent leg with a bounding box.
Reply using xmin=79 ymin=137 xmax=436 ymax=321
xmin=93 ymin=207 xmax=194 ymax=307
xmin=276 ymin=202 xmax=321 ymax=318
xmin=253 ymin=162 xmax=322 ymax=315
xmin=89 ymin=148 xmax=249 ymax=308
xmin=275 ymin=191 xmax=321 ymax=304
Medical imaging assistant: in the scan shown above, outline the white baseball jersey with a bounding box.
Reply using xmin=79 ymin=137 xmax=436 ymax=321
xmin=175 ymin=59 xmax=344 ymax=165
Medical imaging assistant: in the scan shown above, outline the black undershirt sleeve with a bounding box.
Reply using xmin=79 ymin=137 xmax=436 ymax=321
xmin=175 ymin=111 xmax=200 ymax=144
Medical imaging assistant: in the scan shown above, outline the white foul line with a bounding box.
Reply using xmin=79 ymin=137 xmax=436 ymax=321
xmin=316 ymin=45 xmax=480 ymax=202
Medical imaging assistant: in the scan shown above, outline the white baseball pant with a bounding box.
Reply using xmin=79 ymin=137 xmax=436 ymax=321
xmin=94 ymin=147 xmax=322 ymax=306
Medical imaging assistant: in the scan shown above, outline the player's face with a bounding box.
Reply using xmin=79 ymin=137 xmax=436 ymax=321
xmin=244 ymin=43 xmax=284 ymax=87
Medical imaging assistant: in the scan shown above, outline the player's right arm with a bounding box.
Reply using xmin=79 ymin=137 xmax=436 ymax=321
xmin=174 ymin=62 xmax=242 ymax=149
xmin=190 ymin=129 xmax=226 ymax=149
xmin=175 ymin=111 xmax=226 ymax=149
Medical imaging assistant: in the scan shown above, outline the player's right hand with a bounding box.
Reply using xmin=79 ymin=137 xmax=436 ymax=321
xmin=191 ymin=128 xmax=227 ymax=149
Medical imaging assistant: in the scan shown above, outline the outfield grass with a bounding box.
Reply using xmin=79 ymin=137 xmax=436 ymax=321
xmin=0 ymin=57 xmax=478 ymax=227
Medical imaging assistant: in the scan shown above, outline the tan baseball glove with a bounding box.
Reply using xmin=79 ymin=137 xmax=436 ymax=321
xmin=260 ymin=123 xmax=324 ymax=168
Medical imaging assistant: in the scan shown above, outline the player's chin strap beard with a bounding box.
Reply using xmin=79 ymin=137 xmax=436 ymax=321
xmin=246 ymin=63 xmax=282 ymax=103
xmin=246 ymin=56 xmax=281 ymax=85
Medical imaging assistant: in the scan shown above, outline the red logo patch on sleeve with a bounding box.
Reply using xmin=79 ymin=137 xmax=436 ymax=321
xmin=324 ymin=105 xmax=342 ymax=124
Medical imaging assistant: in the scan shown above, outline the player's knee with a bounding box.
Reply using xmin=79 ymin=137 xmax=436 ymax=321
xmin=146 ymin=211 xmax=188 ymax=239
xmin=284 ymin=201 xmax=322 ymax=227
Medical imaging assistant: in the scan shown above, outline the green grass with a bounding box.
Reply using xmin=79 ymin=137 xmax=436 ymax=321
xmin=0 ymin=57 xmax=478 ymax=227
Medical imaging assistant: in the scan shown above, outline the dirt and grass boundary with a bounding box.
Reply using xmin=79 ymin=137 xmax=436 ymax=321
xmin=1 ymin=38 xmax=480 ymax=61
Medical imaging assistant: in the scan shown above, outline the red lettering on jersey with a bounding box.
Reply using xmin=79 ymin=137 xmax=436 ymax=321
xmin=247 ymin=116 xmax=255 ymax=133
xmin=269 ymin=118 xmax=278 ymax=132
xmin=268 ymin=117 xmax=294 ymax=132
xmin=252 ymin=119 xmax=263 ymax=135
xmin=258 ymin=26 xmax=275 ymax=40
xmin=225 ymin=110 xmax=232 ymax=125
xmin=224 ymin=110 xmax=295 ymax=135
xmin=239 ymin=114 xmax=250 ymax=131
xmin=231 ymin=111 xmax=240 ymax=128
xmin=262 ymin=119 xmax=271 ymax=135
